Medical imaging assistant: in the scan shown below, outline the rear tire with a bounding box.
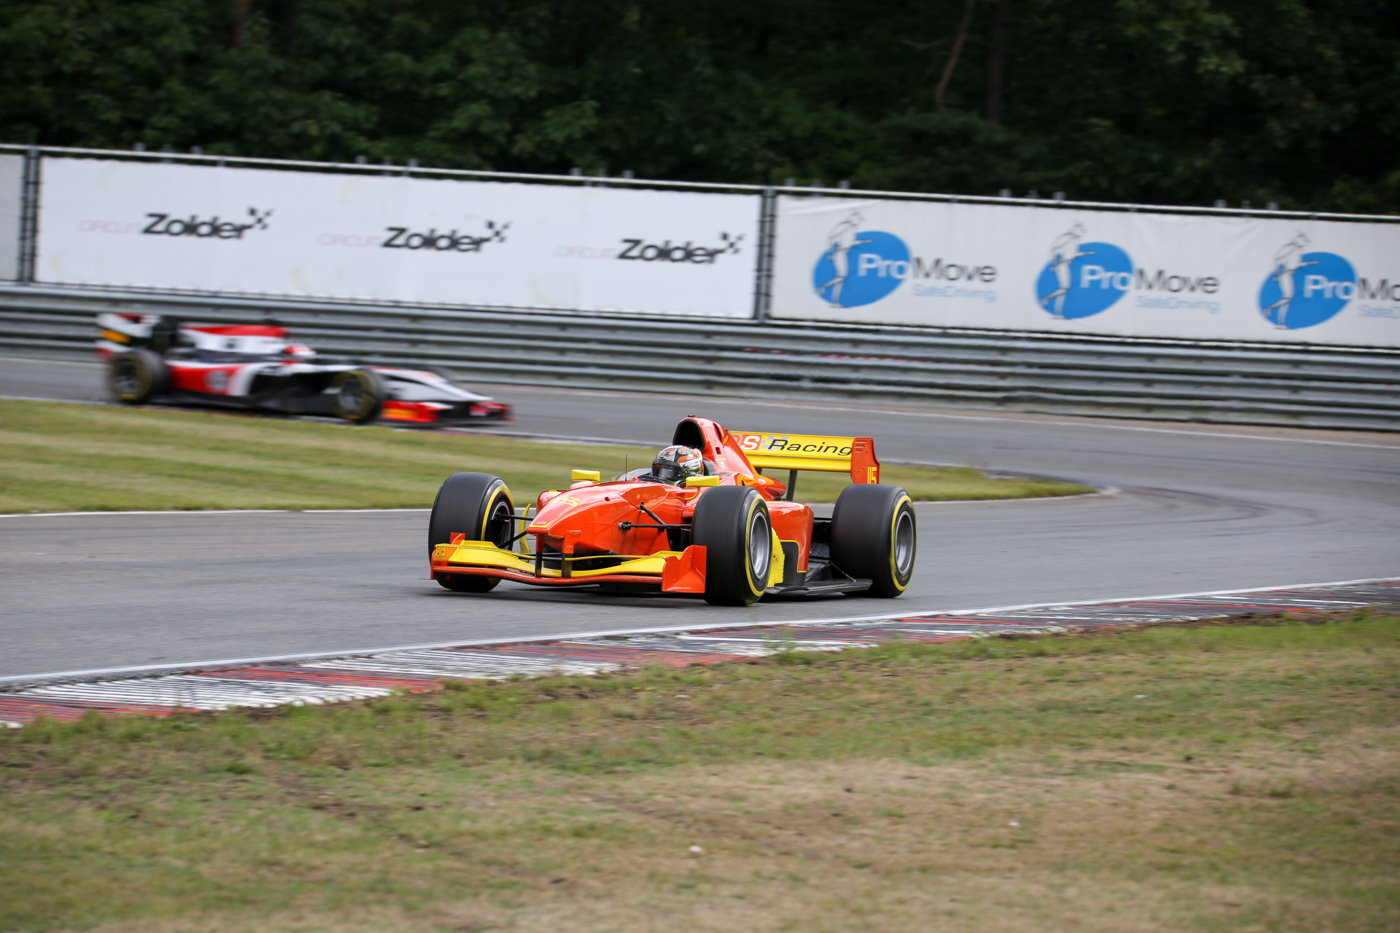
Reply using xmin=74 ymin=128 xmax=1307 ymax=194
xmin=429 ymin=472 xmax=515 ymax=593
xmin=690 ymin=486 xmax=772 ymax=606
xmin=330 ymin=368 xmax=386 ymax=423
xmin=108 ymin=349 xmax=170 ymax=404
xmin=830 ymin=485 xmax=916 ymax=598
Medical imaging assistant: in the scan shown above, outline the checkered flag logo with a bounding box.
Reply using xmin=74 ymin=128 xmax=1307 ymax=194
xmin=484 ymin=220 xmax=510 ymax=244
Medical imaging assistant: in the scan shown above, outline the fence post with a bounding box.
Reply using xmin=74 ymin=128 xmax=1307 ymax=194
xmin=751 ymin=186 xmax=777 ymax=322
xmin=17 ymin=146 xmax=40 ymax=283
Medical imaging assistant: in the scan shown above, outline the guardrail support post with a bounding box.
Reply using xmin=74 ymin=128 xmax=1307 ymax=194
xmin=752 ymin=186 xmax=777 ymax=322
xmin=17 ymin=146 xmax=40 ymax=284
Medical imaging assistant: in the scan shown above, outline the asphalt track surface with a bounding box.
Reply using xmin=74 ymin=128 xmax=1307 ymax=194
xmin=2 ymin=355 xmax=1398 ymax=679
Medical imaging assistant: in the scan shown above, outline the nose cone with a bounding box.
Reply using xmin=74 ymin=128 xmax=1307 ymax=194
xmin=526 ymin=483 xmax=673 ymax=556
xmin=526 ymin=485 xmax=627 ymax=537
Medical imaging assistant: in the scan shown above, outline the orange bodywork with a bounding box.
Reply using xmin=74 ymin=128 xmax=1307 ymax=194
xmin=381 ymin=400 xmax=450 ymax=423
xmin=431 ymin=416 xmax=870 ymax=593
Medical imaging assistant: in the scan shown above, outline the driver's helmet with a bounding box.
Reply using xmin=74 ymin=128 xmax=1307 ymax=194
xmin=651 ymin=445 xmax=704 ymax=484
xmin=281 ymin=343 xmax=316 ymax=360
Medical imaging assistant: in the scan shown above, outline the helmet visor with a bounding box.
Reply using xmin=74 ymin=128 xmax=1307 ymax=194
xmin=652 ymin=459 xmax=684 ymax=483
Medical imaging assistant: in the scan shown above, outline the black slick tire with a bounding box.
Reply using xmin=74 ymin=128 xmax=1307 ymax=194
xmin=108 ymin=349 xmax=170 ymax=404
xmin=429 ymin=472 xmax=514 ymax=593
xmin=690 ymin=485 xmax=773 ymax=606
xmin=829 ymin=484 xmax=916 ymax=598
xmin=330 ymin=368 xmax=387 ymax=423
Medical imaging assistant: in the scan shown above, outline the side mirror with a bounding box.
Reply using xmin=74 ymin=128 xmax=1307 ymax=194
xmin=685 ymin=475 xmax=721 ymax=487
xmin=571 ymin=469 xmax=601 ymax=482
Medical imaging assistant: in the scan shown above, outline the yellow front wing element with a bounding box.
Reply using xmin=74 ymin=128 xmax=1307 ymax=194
xmin=435 ymin=541 xmax=677 ymax=579
xmin=437 ymin=536 xmax=788 ymax=588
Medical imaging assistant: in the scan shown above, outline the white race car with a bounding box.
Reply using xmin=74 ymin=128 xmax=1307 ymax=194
xmin=96 ymin=313 xmax=511 ymax=425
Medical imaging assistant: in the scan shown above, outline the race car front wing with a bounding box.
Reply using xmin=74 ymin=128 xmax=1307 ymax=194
xmin=431 ymin=536 xmax=712 ymax=593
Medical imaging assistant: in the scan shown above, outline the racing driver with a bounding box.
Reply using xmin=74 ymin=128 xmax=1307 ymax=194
xmin=650 ymin=445 xmax=705 ymax=484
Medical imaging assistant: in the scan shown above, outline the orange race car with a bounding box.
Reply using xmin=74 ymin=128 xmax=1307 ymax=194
xmin=428 ymin=416 xmax=916 ymax=605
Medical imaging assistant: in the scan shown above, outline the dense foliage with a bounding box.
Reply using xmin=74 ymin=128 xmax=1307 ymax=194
xmin=1 ymin=0 xmax=1396 ymax=212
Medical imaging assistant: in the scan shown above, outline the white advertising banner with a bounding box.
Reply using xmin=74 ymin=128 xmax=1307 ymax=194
xmin=36 ymin=158 xmax=760 ymax=318
xmin=771 ymin=196 xmax=1400 ymax=348
xmin=0 ymin=154 xmax=23 ymax=281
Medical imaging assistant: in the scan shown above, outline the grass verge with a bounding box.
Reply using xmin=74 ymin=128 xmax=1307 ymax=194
xmin=0 ymin=399 xmax=1088 ymax=513
xmin=2 ymin=612 xmax=1397 ymax=932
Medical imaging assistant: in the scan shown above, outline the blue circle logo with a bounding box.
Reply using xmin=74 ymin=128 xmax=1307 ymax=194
xmin=812 ymin=215 xmax=910 ymax=308
xmin=1034 ymin=228 xmax=1132 ymax=320
xmin=1258 ymin=246 xmax=1355 ymax=330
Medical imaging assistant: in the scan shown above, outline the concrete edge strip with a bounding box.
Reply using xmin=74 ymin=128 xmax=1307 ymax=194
xmin=3 ymin=578 xmax=1397 ymax=727
xmin=3 ymin=576 xmax=1395 ymax=692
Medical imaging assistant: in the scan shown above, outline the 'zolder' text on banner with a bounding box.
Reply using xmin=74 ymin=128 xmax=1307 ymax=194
xmin=36 ymin=158 xmax=761 ymax=318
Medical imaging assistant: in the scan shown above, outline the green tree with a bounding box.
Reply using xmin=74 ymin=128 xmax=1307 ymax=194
xmin=0 ymin=0 xmax=1394 ymax=212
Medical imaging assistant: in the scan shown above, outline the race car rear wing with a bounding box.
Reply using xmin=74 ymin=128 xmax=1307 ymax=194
xmin=730 ymin=432 xmax=879 ymax=499
xmin=95 ymin=313 xmax=153 ymax=359
xmin=96 ymin=312 xmax=297 ymax=361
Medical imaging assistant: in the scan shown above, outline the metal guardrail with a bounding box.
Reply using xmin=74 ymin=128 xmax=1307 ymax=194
xmin=1 ymin=284 xmax=1397 ymax=431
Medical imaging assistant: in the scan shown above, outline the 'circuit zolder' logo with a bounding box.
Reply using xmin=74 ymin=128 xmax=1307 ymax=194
xmin=1034 ymin=222 xmax=1132 ymax=319
xmin=1257 ymin=232 xmax=1355 ymax=329
xmin=383 ymin=220 xmax=509 ymax=253
xmin=617 ymin=232 xmax=743 ymax=264
xmin=142 ymin=207 xmax=273 ymax=240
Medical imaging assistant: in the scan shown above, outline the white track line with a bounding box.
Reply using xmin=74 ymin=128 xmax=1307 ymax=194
xmin=6 ymin=385 xmax=1397 ymax=449
xmin=0 ymin=508 xmax=432 ymax=519
xmin=477 ymin=385 xmax=1400 ymax=450
xmin=1 ymin=495 xmax=1103 ymax=519
xmin=0 ymin=394 xmax=107 ymax=405
xmin=723 ymin=399 xmax=1400 ymax=449
xmin=0 ymin=356 xmax=99 ymax=367
xmin=440 ymin=428 xmax=656 ymax=447
xmin=3 ymin=576 xmax=1394 ymax=689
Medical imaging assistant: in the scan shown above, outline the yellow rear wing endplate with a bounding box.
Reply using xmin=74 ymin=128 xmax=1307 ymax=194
xmin=730 ymin=432 xmax=879 ymax=484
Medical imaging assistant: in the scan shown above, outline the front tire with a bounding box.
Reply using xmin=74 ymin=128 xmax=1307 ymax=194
xmin=830 ymin=485 xmax=916 ymax=598
xmin=429 ymin=472 xmax=515 ymax=593
xmin=691 ymin=486 xmax=773 ymax=606
xmin=437 ymin=574 xmax=499 ymax=593
xmin=330 ymin=368 xmax=386 ymax=423
xmin=108 ymin=349 xmax=170 ymax=404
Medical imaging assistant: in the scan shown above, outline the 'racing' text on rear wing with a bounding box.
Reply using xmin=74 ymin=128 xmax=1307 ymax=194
xmin=730 ymin=432 xmax=879 ymax=485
